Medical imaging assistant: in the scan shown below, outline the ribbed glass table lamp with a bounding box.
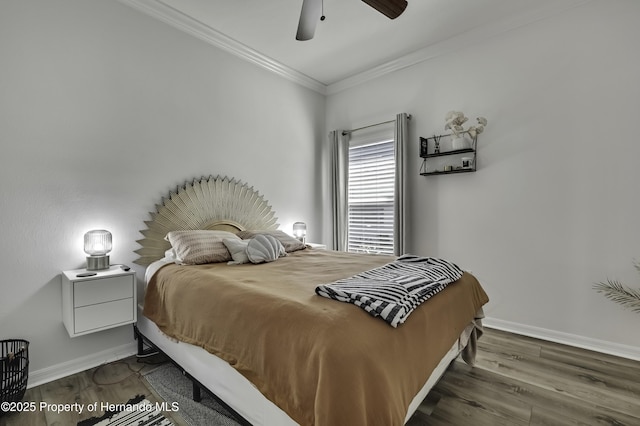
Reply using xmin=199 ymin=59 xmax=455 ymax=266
xmin=84 ymin=230 xmax=112 ymax=270
xmin=292 ymin=222 xmax=307 ymax=243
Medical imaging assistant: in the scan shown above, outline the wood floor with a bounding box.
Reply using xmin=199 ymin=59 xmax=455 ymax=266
xmin=3 ymin=328 xmax=639 ymax=425
xmin=408 ymin=328 xmax=640 ymax=426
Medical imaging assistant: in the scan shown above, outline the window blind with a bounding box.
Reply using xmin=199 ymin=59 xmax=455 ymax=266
xmin=347 ymin=139 xmax=395 ymax=255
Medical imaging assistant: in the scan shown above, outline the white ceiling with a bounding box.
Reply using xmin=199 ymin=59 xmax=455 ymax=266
xmin=120 ymin=0 xmax=590 ymax=93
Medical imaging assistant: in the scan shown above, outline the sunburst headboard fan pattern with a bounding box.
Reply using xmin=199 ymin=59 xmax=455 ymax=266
xmin=134 ymin=175 xmax=279 ymax=266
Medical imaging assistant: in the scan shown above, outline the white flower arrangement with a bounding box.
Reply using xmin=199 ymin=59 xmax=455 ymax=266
xmin=445 ymin=111 xmax=488 ymax=139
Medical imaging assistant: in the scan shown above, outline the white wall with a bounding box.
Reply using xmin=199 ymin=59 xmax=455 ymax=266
xmin=0 ymin=0 xmax=325 ymax=379
xmin=326 ymin=1 xmax=640 ymax=356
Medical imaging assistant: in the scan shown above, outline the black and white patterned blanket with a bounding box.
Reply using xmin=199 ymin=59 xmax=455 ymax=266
xmin=315 ymin=255 xmax=463 ymax=328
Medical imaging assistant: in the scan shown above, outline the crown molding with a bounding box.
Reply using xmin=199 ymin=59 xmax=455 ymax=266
xmin=326 ymin=0 xmax=592 ymax=94
xmin=117 ymin=0 xmax=327 ymax=94
xmin=119 ymin=0 xmax=591 ymax=96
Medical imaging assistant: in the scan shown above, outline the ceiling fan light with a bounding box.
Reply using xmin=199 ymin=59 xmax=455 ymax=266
xmin=361 ymin=0 xmax=408 ymax=19
xmin=296 ymin=0 xmax=323 ymax=40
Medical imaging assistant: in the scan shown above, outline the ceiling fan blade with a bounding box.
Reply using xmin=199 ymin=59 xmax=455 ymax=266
xmin=361 ymin=0 xmax=408 ymax=19
xmin=296 ymin=0 xmax=323 ymax=41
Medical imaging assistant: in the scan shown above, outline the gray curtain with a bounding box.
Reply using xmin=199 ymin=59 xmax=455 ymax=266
xmin=329 ymin=130 xmax=349 ymax=251
xmin=394 ymin=113 xmax=409 ymax=256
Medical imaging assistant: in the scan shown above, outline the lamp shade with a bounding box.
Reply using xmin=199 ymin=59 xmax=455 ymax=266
xmin=292 ymin=222 xmax=307 ymax=243
xmin=84 ymin=230 xmax=112 ymax=256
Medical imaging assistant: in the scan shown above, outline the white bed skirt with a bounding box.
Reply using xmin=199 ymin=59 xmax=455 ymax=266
xmin=135 ymin=304 xmax=462 ymax=425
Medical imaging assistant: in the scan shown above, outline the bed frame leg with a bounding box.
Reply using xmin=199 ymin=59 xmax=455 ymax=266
xmin=133 ymin=325 xmax=144 ymax=356
xmin=192 ymin=381 xmax=202 ymax=402
xmin=133 ymin=325 xmax=158 ymax=357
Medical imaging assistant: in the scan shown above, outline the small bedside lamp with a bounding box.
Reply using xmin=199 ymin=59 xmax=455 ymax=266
xmin=292 ymin=222 xmax=307 ymax=244
xmin=84 ymin=230 xmax=112 ymax=270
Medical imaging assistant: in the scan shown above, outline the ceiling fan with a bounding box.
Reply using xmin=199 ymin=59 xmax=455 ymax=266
xmin=296 ymin=0 xmax=408 ymax=41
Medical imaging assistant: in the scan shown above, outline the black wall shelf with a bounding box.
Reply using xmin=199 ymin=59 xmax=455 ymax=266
xmin=422 ymin=148 xmax=474 ymax=158
xmin=420 ymin=168 xmax=475 ymax=176
xmin=419 ymin=135 xmax=478 ymax=175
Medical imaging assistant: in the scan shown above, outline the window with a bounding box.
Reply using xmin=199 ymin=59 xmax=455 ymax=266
xmin=347 ymin=137 xmax=395 ymax=255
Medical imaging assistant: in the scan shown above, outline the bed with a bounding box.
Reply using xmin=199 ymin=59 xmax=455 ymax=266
xmin=133 ymin=176 xmax=489 ymax=426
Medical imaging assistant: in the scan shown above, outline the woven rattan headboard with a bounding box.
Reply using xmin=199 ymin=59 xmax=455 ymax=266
xmin=134 ymin=175 xmax=279 ymax=266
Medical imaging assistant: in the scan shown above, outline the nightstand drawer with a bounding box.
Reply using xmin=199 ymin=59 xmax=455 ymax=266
xmin=74 ymin=298 xmax=134 ymax=334
xmin=74 ymin=276 xmax=134 ymax=307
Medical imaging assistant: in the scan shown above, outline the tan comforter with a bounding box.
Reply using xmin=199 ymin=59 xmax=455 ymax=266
xmin=144 ymin=249 xmax=489 ymax=426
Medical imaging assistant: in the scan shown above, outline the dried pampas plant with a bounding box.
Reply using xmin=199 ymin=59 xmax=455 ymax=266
xmin=593 ymin=261 xmax=640 ymax=313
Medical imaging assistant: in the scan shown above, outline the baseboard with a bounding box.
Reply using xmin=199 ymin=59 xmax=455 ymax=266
xmin=484 ymin=317 xmax=640 ymax=361
xmin=28 ymin=342 xmax=138 ymax=388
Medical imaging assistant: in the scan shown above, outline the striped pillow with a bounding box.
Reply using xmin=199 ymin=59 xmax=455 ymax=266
xmin=165 ymin=230 xmax=240 ymax=265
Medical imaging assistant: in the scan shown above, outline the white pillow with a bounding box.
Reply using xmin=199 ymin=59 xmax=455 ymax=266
xmin=237 ymin=230 xmax=307 ymax=253
xmin=246 ymin=234 xmax=286 ymax=264
xmin=164 ymin=248 xmax=177 ymax=261
xmin=165 ymin=230 xmax=239 ymax=265
xmin=222 ymin=238 xmax=250 ymax=265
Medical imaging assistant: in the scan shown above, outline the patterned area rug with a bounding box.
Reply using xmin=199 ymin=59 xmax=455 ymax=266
xmin=77 ymin=395 xmax=174 ymax=426
xmin=143 ymin=364 xmax=241 ymax=426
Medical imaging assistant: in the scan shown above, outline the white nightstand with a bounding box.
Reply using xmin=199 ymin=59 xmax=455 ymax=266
xmin=306 ymin=243 xmax=327 ymax=250
xmin=61 ymin=266 xmax=136 ymax=338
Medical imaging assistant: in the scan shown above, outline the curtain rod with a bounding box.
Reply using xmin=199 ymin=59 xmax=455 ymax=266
xmin=342 ymin=114 xmax=411 ymax=136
